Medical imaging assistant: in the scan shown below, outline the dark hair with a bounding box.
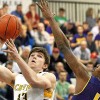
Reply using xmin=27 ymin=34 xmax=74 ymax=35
xmin=17 ymin=4 xmax=22 ymax=7
xmin=77 ymin=25 xmax=83 ymax=30
xmin=5 ymin=61 xmax=13 ymax=67
xmin=3 ymin=3 xmax=8 ymax=8
xmin=83 ymin=21 xmax=88 ymax=25
xmin=59 ymin=70 xmax=67 ymax=74
xmin=97 ymin=18 xmax=100 ymax=23
xmin=59 ymin=8 xmax=65 ymax=12
xmin=29 ymin=47 xmax=50 ymax=65
xmin=86 ymin=8 xmax=93 ymax=17
xmin=29 ymin=3 xmax=36 ymax=7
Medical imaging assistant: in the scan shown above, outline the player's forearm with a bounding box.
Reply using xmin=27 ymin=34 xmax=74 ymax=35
xmin=15 ymin=56 xmax=42 ymax=86
xmin=48 ymin=18 xmax=70 ymax=49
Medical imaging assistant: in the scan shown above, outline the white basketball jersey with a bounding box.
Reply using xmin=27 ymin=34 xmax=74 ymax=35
xmin=14 ymin=72 xmax=55 ymax=100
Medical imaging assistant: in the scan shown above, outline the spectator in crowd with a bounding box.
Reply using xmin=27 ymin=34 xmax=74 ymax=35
xmin=2 ymin=3 xmax=8 ymax=15
xmin=11 ymin=4 xmax=24 ymax=23
xmin=83 ymin=22 xmax=90 ymax=35
xmin=86 ymin=61 xmax=94 ymax=76
xmin=55 ymin=8 xmax=68 ymax=26
xmin=91 ymin=18 xmax=100 ymax=40
xmin=55 ymin=62 xmax=65 ymax=80
xmin=73 ymin=41 xmax=91 ymax=65
xmin=44 ymin=19 xmax=53 ymax=35
xmin=0 ymin=8 xmax=4 ymax=17
xmin=94 ymin=30 xmax=100 ymax=54
xmin=21 ymin=46 xmax=31 ymax=62
xmin=60 ymin=21 xmax=77 ymax=35
xmin=26 ymin=3 xmax=40 ymax=29
xmin=86 ymin=32 xmax=97 ymax=53
xmin=30 ymin=22 xmax=53 ymax=55
xmin=94 ymin=54 xmax=100 ymax=67
xmin=86 ymin=8 xmax=96 ymax=29
xmin=56 ymin=71 xmax=70 ymax=100
xmin=15 ymin=24 xmax=35 ymax=49
xmin=71 ymin=25 xmax=86 ymax=49
xmin=68 ymin=85 xmax=75 ymax=94
xmin=48 ymin=48 xmax=65 ymax=71
xmin=90 ymin=52 xmax=98 ymax=67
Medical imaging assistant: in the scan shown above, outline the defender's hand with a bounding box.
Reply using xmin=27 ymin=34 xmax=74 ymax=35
xmin=36 ymin=0 xmax=54 ymax=20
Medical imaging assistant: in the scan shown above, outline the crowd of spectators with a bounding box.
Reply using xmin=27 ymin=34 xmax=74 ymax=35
xmin=0 ymin=2 xmax=100 ymax=100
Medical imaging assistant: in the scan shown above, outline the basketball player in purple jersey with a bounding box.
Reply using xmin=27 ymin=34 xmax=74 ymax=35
xmin=36 ymin=0 xmax=100 ymax=100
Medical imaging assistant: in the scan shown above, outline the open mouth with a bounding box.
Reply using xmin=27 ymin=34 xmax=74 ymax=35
xmin=32 ymin=60 xmax=36 ymax=63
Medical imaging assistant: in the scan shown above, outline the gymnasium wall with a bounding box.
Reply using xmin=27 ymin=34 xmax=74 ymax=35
xmin=1 ymin=0 xmax=100 ymax=23
xmin=47 ymin=0 xmax=100 ymax=23
xmin=0 ymin=0 xmax=32 ymax=13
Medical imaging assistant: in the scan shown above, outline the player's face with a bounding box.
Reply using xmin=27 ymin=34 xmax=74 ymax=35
xmin=92 ymin=65 xmax=100 ymax=78
xmin=28 ymin=52 xmax=47 ymax=72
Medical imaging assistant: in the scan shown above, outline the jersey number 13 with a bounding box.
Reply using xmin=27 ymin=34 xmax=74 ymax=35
xmin=17 ymin=93 xmax=27 ymax=100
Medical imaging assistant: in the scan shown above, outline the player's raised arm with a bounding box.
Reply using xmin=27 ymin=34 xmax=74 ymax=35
xmin=0 ymin=66 xmax=15 ymax=87
xmin=36 ymin=0 xmax=89 ymax=77
xmin=36 ymin=0 xmax=90 ymax=93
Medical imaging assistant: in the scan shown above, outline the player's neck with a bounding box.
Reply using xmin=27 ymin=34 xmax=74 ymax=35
xmin=32 ymin=68 xmax=43 ymax=73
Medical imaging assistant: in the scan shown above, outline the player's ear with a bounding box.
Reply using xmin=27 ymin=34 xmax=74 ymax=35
xmin=43 ymin=64 xmax=48 ymax=69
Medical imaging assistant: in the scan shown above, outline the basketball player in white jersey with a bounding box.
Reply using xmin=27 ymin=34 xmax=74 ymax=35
xmin=0 ymin=38 xmax=56 ymax=100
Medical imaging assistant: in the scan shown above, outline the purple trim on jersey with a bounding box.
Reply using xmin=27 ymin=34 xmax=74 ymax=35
xmin=72 ymin=76 xmax=100 ymax=100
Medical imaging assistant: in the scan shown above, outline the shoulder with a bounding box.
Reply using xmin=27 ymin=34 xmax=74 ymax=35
xmin=91 ymin=26 xmax=98 ymax=31
xmin=74 ymin=47 xmax=80 ymax=51
xmin=43 ymin=72 xmax=56 ymax=83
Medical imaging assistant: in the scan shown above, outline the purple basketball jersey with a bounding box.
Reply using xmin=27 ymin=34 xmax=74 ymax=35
xmin=72 ymin=76 xmax=100 ymax=100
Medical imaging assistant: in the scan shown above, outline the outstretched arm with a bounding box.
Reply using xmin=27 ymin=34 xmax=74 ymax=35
xmin=36 ymin=0 xmax=89 ymax=78
xmin=36 ymin=0 xmax=90 ymax=93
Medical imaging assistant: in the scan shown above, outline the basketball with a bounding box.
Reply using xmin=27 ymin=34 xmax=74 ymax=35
xmin=0 ymin=14 xmax=22 ymax=41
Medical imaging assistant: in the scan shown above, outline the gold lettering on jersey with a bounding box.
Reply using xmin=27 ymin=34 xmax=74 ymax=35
xmin=94 ymin=93 xmax=100 ymax=100
xmin=14 ymin=84 xmax=31 ymax=91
